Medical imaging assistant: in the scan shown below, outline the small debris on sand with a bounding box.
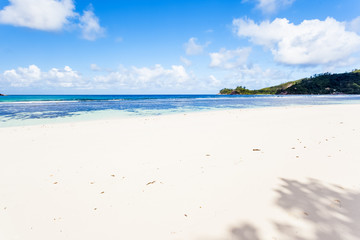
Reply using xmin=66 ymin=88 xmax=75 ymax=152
xmin=147 ymin=181 xmax=156 ymax=185
xmin=303 ymin=212 xmax=309 ymax=216
xmin=111 ymin=174 xmax=115 ymax=177
xmin=53 ymin=182 xmax=58 ymax=184
xmin=330 ymin=199 xmax=342 ymax=208
xmin=334 ymin=185 xmax=344 ymax=190
xmin=296 ymin=156 xmax=299 ymax=158
xmin=253 ymin=149 xmax=261 ymax=152
xmin=94 ymin=208 xmax=97 ymax=210
xmin=100 ymin=191 xmax=104 ymax=194
xmin=184 ymin=214 xmax=188 ymax=217
xmin=206 ymin=154 xmax=210 ymax=156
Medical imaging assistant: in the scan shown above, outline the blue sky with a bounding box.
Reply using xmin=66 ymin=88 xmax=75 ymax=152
xmin=1 ymin=0 xmax=360 ymax=94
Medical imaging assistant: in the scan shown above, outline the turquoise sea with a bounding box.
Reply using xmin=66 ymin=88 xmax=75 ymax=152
xmin=1 ymin=94 xmax=360 ymax=127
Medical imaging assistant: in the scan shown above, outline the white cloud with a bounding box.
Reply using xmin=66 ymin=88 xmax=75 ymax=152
xmin=0 ymin=63 xmax=300 ymax=92
xmin=90 ymin=64 xmax=101 ymax=71
xmin=252 ymin=0 xmax=295 ymax=14
xmin=180 ymin=56 xmax=192 ymax=66
xmin=209 ymin=48 xmax=251 ymax=69
xmin=184 ymin=37 xmax=210 ymax=55
xmin=79 ymin=7 xmax=105 ymax=41
xmin=0 ymin=0 xmax=105 ymax=41
xmin=0 ymin=64 xmax=191 ymax=90
xmin=348 ymin=16 xmax=360 ymax=34
xmin=1 ymin=65 xmax=83 ymax=88
xmin=3 ymin=64 xmax=41 ymax=87
xmin=0 ymin=0 xmax=76 ymax=31
xmin=209 ymin=75 xmax=221 ymax=86
xmin=93 ymin=64 xmax=190 ymax=89
xmin=221 ymin=64 xmax=293 ymax=89
xmin=233 ymin=17 xmax=360 ymax=66
xmin=46 ymin=66 xmax=83 ymax=87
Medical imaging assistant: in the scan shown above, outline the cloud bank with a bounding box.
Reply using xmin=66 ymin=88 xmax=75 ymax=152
xmin=233 ymin=17 xmax=360 ymax=66
xmin=2 ymin=65 xmax=84 ymax=88
xmin=0 ymin=64 xmax=192 ymax=91
xmin=0 ymin=63 xmax=303 ymax=93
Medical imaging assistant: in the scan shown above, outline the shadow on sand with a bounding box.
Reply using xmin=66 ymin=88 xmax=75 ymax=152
xmin=216 ymin=178 xmax=360 ymax=240
xmin=273 ymin=178 xmax=360 ymax=240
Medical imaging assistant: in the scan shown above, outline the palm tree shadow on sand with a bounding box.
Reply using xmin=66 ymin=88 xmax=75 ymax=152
xmin=229 ymin=224 xmax=261 ymax=240
xmin=273 ymin=178 xmax=360 ymax=240
xmin=208 ymin=178 xmax=360 ymax=240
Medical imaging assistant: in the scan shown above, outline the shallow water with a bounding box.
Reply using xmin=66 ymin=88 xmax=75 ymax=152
xmin=1 ymin=94 xmax=360 ymax=127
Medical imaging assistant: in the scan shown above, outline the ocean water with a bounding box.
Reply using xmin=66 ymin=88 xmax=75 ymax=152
xmin=1 ymin=94 xmax=360 ymax=127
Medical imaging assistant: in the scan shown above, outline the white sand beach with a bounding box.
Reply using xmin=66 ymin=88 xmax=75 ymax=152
xmin=0 ymin=104 xmax=360 ymax=240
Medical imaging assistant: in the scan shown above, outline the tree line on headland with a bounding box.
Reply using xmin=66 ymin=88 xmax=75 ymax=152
xmin=219 ymin=69 xmax=360 ymax=95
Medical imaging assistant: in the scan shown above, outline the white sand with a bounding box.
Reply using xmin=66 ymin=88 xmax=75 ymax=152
xmin=0 ymin=104 xmax=360 ymax=240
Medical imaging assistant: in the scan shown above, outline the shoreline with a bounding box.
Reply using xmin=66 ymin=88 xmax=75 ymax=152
xmin=1 ymin=103 xmax=360 ymax=239
xmin=2 ymin=102 xmax=360 ymax=128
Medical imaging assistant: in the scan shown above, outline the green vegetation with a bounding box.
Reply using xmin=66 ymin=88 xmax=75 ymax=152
xmin=219 ymin=69 xmax=360 ymax=95
xmin=219 ymin=80 xmax=300 ymax=95
xmin=219 ymin=86 xmax=256 ymax=95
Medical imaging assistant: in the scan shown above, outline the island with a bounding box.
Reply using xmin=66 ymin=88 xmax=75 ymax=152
xmin=219 ymin=69 xmax=360 ymax=95
xmin=0 ymin=93 xmax=6 ymax=96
